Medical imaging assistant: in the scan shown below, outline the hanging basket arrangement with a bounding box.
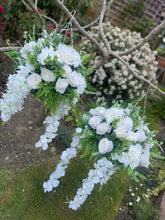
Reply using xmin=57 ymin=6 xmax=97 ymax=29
xmin=43 ymin=103 xmax=161 ymax=210
xmin=0 ymin=31 xmax=92 ymax=149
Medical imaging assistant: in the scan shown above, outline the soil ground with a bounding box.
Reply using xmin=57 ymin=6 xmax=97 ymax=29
xmin=0 ymin=94 xmax=57 ymax=169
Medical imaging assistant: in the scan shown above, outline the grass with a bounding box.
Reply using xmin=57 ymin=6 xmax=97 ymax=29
xmin=0 ymin=156 xmax=129 ymax=220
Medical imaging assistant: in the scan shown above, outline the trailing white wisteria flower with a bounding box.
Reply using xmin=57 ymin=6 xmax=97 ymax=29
xmin=27 ymin=73 xmax=42 ymax=89
xmin=0 ymin=72 xmax=31 ymax=122
xmin=40 ymin=67 xmax=55 ymax=82
xmin=69 ymin=158 xmax=115 ymax=210
xmin=43 ymin=133 xmax=83 ymax=192
xmin=35 ymin=99 xmax=76 ymax=150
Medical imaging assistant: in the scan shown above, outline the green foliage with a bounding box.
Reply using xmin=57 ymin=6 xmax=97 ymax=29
xmin=55 ymin=125 xmax=73 ymax=148
xmin=0 ymin=157 xmax=129 ymax=219
xmin=36 ymin=81 xmax=78 ymax=114
xmin=157 ymin=47 xmax=165 ymax=58
xmin=147 ymin=160 xmax=165 ymax=197
xmin=133 ymin=200 xmax=160 ymax=220
xmin=0 ymin=0 xmax=41 ymax=43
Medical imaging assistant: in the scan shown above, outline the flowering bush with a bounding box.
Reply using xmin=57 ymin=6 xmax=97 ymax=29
xmin=43 ymin=103 xmax=161 ymax=210
xmin=0 ymin=30 xmax=91 ymax=150
xmin=81 ymin=22 xmax=158 ymax=102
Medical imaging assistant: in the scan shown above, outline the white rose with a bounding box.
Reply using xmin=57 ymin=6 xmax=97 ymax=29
xmin=40 ymin=67 xmax=55 ymax=82
xmin=98 ymin=138 xmax=113 ymax=154
xmin=96 ymin=122 xmax=111 ymax=135
xmin=62 ymin=65 xmax=72 ymax=78
xmin=117 ymin=116 xmax=133 ymax=131
xmin=136 ymin=129 xmax=147 ymax=142
xmin=68 ymin=71 xmax=86 ymax=92
xmin=89 ymin=107 xmax=106 ymax=117
xmin=115 ymin=126 xmax=128 ymax=138
xmin=55 ymin=78 xmax=68 ymax=94
xmin=55 ymin=44 xmax=81 ymax=67
xmin=27 ymin=73 xmax=41 ymax=89
xmin=88 ymin=116 xmax=102 ymax=129
xmin=125 ymin=131 xmax=139 ymax=142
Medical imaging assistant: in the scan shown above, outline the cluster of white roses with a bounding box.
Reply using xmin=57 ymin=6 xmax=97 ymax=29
xmin=81 ymin=22 xmax=158 ymax=101
xmin=0 ymin=31 xmax=86 ymax=123
xmin=21 ymin=42 xmax=86 ymax=95
xmin=43 ymin=104 xmax=156 ymax=210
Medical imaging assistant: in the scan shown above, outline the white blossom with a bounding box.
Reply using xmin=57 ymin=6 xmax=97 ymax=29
xmin=27 ymin=73 xmax=41 ymax=89
xmin=40 ymin=67 xmax=55 ymax=82
xmin=55 ymin=78 xmax=69 ymax=94
xmin=55 ymin=44 xmax=82 ymax=67
xmin=96 ymin=122 xmax=111 ymax=135
xmin=88 ymin=115 xmax=102 ymax=129
xmin=98 ymin=138 xmax=113 ymax=154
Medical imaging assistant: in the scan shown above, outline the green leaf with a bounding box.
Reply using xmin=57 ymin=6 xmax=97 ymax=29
xmin=65 ymin=116 xmax=74 ymax=122
xmin=151 ymin=152 xmax=165 ymax=160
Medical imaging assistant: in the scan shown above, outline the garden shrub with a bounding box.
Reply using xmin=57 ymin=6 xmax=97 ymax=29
xmin=81 ymin=22 xmax=158 ymax=102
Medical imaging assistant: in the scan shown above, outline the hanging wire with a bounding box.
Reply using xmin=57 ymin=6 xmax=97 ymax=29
xmin=143 ymin=87 xmax=150 ymax=117
xmin=132 ymin=86 xmax=150 ymax=116
xmin=60 ymin=10 xmax=77 ymax=46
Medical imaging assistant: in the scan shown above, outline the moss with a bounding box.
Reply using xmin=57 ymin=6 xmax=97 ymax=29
xmin=0 ymin=156 xmax=129 ymax=220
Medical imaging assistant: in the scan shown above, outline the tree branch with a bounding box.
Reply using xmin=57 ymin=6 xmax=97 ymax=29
xmin=0 ymin=47 xmax=21 ymax=52
xmin=99 ymin=0 xmax=111 ymax=53
xmin=111 ymin=51 xmax=165 ymax=96
xmin=41 ymin=14 xmax=58 ymax=28
xmin=24 ymin=0 xmax=45 ymax=31
xmin=54 ymin=0 xmax=106 ymax=56
xmin=118 ymin=20 xmax=165 ymax=56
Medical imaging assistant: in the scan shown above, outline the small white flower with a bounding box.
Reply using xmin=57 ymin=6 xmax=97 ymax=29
xmin=129 ymin=202 xmax=133 ymax=206
xmin=98 ymin=138 xmax=113 ymax=154
xmin=55 ymin=78 xmax=68 ymax=94
xmin=131 ymin=193 xmax=135 ymax=196
xmin=76 ymin=127 xmax=82 ymax=133
xmin=96 ymin=122 xmax=111 ymax=135
xmin=88 ymin=115 xmax=102 ymax=129
xmin=40 ymin=67 xmax=55 ymax=82
xmin=27 ymin=73 xmax=41 ymax=89
xmin=136 ymin=196 xmax=140 ymax=202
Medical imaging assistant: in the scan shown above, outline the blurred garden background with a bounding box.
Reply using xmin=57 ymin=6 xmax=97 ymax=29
xmin=0 ymin=0 xmax=165 ymax=219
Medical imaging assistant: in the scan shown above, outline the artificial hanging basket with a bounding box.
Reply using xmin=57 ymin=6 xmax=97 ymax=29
xmin=43 ymin=103 xmax=162 ymax=210
xmin=0 ymin=31 xmax=91 ymax=150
